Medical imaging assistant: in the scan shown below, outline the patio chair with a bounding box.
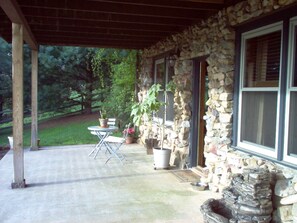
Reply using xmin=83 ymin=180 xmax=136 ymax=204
xmin=102 ymin=125 xmax=130 ymax=164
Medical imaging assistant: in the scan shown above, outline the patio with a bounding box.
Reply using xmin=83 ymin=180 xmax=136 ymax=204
xmin=0 ymin=143 xmax=220 ymax=223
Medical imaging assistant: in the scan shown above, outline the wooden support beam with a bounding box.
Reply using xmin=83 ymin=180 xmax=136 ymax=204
xmin=30 ymin=50 xmax=38 ymax=151
xmin=11 ymin=23 xmax=26 ymax=189
xmin=0 ymin=0 xmax=38 ymax=50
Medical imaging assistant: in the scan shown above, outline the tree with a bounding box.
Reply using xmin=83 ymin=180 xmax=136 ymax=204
xmin=38 ymin=46 xmax=98 ymax=114
xmin=92 ymin=49 xmax=137 ymax=126
xmin=0 ymin=38 xmax=31 ymax=120
xmin=0 ymin=39 xmax=12 ymax=119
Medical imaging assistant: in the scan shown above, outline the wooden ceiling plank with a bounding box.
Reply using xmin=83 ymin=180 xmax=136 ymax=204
xmin=38 ymin=39 xmax=148 ymax=49
xmin=36 ymin=33 xmax=157 ymax=44
xmin=0 ymin=0 xmax=38 ymax=50
xmin=21 ymin=7 xmax=195 ymax=27
xmin=30 ymin=24 xmax=170 ymax=38
xmin=33 ymin=29 xmax=162 ymax=40
xmin=27 ymin=17 xmax=182 ymax=33
xmin=18 ymin=1 xmax=213 ymax=20
xmin=178 ymin=0 xmax=224 ymax=3
xmin=86 ymin=0 xmax=224 ymax=10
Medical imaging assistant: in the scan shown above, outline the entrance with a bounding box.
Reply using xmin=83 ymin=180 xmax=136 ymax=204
xmin=190 ymin=58 xmax=208 ymax=167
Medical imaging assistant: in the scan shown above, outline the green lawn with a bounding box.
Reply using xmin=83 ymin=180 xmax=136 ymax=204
xmin=0 ymin=116 xmax=122 ymax=147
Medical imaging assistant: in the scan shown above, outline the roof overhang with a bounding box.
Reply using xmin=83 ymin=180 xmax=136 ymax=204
xmin=0 ymin=0 xmax=243 ymax=49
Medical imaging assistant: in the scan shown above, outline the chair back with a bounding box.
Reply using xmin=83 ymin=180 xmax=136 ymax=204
xmin=107 ymin=118 xmax=116 ymax=126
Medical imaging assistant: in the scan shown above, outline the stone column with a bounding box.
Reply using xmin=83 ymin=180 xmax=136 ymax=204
xmin=31 ymin=49 xmax=38 ymax=151
xmin=11 ymin=23 xmax=26 ymax=189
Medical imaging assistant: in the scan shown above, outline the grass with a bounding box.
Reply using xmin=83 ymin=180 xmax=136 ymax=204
xmin=36 ymin=120 xmax=99 ymax=146
xmin=0 ymin=114 xmax=122 ymax=147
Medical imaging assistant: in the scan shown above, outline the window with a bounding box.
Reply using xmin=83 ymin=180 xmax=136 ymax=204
xmin=154 ymin=58 xmax=174 ymax=124
xmin=238 ymin=23 xmax=282 ymax=158
xmin=284 ymin=17 xmax=297 ymax=163
xmin=235 ymin=13 xmax=297 ymax=166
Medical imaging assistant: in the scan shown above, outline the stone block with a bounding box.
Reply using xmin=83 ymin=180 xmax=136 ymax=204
xmin=281 ymin=194 xmax=297 ymax=205
xmin=293 ymin=203 xmax=297 ymax=217
xmin=275 ymin=179 xmax=296 ymax=197
xmin=221 ymin=101 xmax=233 ymax=108
xmin=219 ymin=93 xmax=233 ymax=101
xmin=219 ymin=113 xmax=232 ymax=123
xmin=282 ymin=168 xmax=297 ymax=179
xmin=275 ymin=205 xmax=293 ymax=222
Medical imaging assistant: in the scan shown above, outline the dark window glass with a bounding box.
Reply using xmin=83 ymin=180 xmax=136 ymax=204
xmin=244 ymin=31 xmax=281 ymax=87
xmin=241 ymin=91 xmax=277 ymax=149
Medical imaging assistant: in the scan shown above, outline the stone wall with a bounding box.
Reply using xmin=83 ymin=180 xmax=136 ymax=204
xmin=138 ymin=0 xmax=297 ymax=221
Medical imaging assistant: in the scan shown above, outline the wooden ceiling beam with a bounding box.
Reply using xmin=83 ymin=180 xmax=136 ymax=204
xmin=0 ymin=0 xmax=38 ymax=50
xmin=21 ymin=7 xmax=196 ymax=27
xmin=36 ymin=33 xmax=157 ymax=44
xmin=86 ymin=0 xmax=224 ymax=10
xmin=18 ymin=1 xmax=214 ymax=20
xmin=28 ymin=18 xmax=179 ymax=33
xmin=33 ymin=29 xmax=162 ymax=40
xmin=178 ymin=0 xmax=224 ymax=3
xmin=38 ymin=38 xmax=148 ymax=49
xmin=30 ymin=24 xmax=170 ymax=38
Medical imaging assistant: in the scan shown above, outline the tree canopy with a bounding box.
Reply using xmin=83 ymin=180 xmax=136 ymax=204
xmin=0 ymin=38 xmax=137 ymax=125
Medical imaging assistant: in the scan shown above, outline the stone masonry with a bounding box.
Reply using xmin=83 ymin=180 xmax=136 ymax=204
xmin=138 ymin=0 xmax=297 ymax=221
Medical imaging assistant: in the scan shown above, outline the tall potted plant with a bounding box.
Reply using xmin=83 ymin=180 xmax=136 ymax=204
xmin=99 ymin=108 xmax=108 ymax=127
xmin=131 ymin=82 xmax=175 ymax=169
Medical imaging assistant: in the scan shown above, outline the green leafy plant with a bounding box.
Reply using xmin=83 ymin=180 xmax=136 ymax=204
xmin=99 ymin=108 xmax=107 ymax=119
xmin=130 ymin=82 xmax=175 ymax=149
xmin=131 ymin=84 xmax=163 ymax=127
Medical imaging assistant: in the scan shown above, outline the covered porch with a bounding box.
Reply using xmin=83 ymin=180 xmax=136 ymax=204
xmin=0 ymin=143 xmax=219 ymax=222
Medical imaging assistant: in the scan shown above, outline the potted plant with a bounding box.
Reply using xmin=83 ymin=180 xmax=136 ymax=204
xmin=99 ymin=108 xmax=108 ymax=127
xmin=123 ymin=124 xmax=135 ymax=144
xmin=131 ymin=82 xmax=175 ymax=169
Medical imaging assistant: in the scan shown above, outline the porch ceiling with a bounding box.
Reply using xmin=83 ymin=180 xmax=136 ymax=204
xmin=0 ymin=0 xmax=243 ymax=49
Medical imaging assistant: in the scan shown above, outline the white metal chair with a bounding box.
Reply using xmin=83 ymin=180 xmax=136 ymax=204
xmin=102 ymin=125 xmax=130 ymax=164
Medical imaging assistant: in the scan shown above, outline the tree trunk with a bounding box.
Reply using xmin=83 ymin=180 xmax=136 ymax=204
xmin=0 ymin=95 xmax=3 ymax=120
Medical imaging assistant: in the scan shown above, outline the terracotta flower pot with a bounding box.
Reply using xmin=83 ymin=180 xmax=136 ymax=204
xmin=99 ymin=118 xmax=108 ymax=128
xmin=125 ymin=136 xmax=134 ymax=144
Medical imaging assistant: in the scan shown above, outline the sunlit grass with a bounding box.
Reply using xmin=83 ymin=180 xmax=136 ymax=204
xmin=0 ymin=115 xmax=122 ymax=147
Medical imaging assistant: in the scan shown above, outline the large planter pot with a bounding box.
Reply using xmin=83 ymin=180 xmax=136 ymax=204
xmin=153 ymin=147 xmax=171 ymax=169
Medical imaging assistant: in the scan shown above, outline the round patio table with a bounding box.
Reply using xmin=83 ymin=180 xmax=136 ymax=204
xmin=88 ymin=125 xmax=118 ymax=159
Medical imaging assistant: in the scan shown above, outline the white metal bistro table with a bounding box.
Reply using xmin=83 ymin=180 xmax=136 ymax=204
xmin=88 ymin=125 xmax=118 ymax=159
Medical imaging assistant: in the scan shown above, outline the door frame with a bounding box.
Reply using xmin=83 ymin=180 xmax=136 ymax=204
xmin=189 ymin=57 xmax=208 ymax=167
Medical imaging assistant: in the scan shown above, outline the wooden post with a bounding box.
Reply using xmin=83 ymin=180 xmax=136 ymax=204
xmin=31 ymin=50 xmax=38 ymax=151
xmin=11 ymin=23 xmax=26 ymax=189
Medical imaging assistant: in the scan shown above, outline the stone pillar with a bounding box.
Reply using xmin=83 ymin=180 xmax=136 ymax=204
xmin=31 ymin=49 xmax=38 ymax=151
xmin=11 ymin=23 xmax=26 ymax=189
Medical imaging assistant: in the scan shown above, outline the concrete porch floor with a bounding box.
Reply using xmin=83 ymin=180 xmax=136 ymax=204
xmin=0 ymin=143 xmax=220 ymax=223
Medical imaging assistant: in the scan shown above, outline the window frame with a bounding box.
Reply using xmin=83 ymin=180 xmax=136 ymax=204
xmin=237 ymin=22 xmax=283 ymax=158
xmin=153 ymin=57 xmax=174 ymax=126
xmin=284 ymin=16 xmax=297 ymax=163
xmin=233 ymin=5 xmax=297 ymax=168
